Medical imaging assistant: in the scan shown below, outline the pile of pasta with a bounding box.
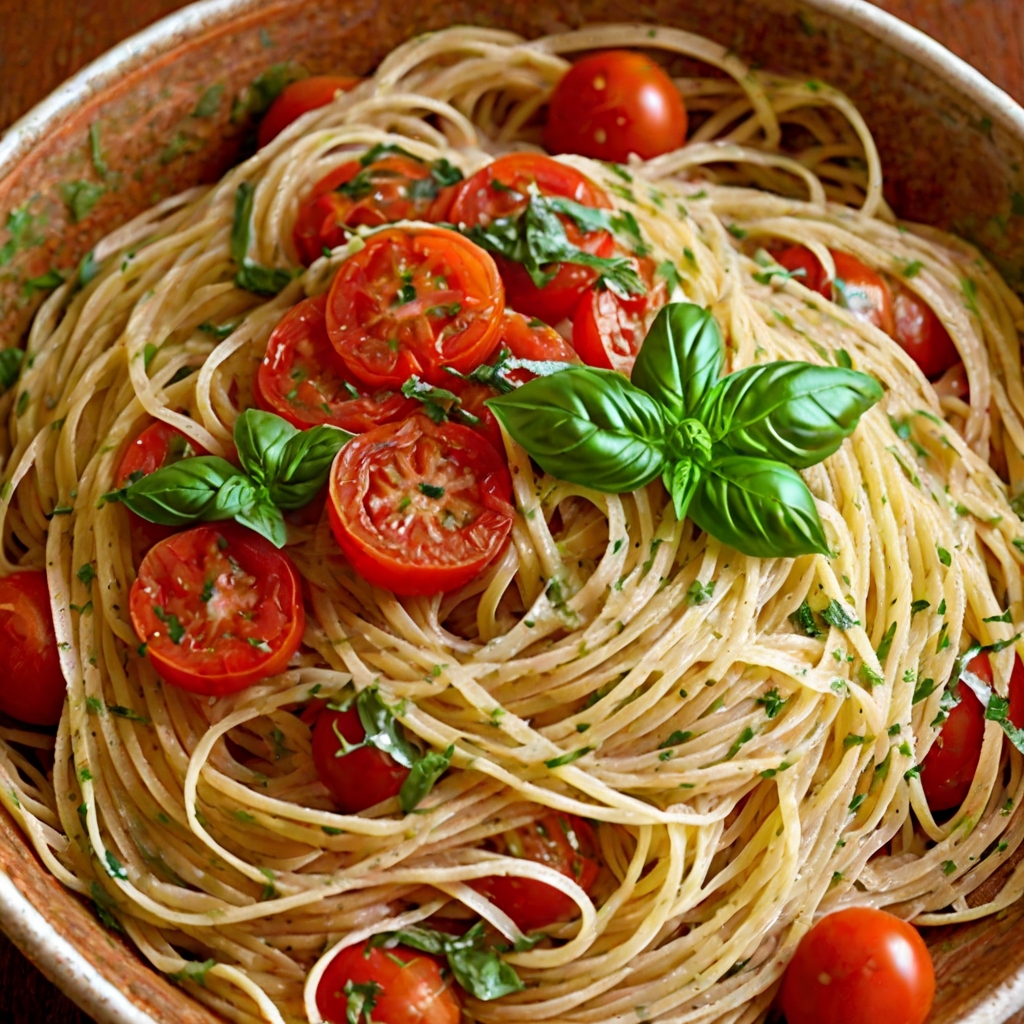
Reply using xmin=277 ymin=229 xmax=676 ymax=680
xmin=3 ymin=22 xmax=1024 ymax=1024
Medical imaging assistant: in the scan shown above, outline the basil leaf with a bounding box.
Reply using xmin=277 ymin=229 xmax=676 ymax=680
xmin=121 ymin=457 xmax=247 ymax=525
xmin=664 ymin=456 xmax=701 ymax=520
xmin=356 ymin=688 xmax=420 ymax=769
xmin=374 ymin=926 xmax=448 ymax=957
xmin=269 ymin=423 xmax=352 ymax=509
xmin=0 ymin=348 xmax=25 ymax=393
xmin=447 ymin=945 xmax=524 ymax=1000
xmin=211 ymin=475 xmax=259 ymax=519
xmin=233 ymin=408 xmax=298 ymax=484
xmin=399 ymin=744 xmax=453 ymax=812
xmin=234 ymin=497 xmax=288 ymax=548
xmin=688 ymin=455 xmax=830 ymax=558
xmin=231 ymin=183 xmax=294 ymax=296
xmin=342 ymin=980 xmax=381 ymax=1024
xmin=632 ymin=303 xmax=724 ymax=422
xmin=486 ymin=366 xmax=667 ymax=492
xmin=698 ymin=363 xmax=883 ymax=469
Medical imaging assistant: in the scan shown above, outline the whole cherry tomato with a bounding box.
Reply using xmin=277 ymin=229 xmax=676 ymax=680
xmin=317 ymin=941 xmax=460 ymax=1024
xmin=327 ymin=415 xmax=514 ymax=596
xmin=472 ymin=813 xmax=601 ymax=932
xmin=780 ymin=907 xmax=935 ymax=1024
xmin=258 ymin=76 xmax=361 ymax=148
xmin=311 ymin=705 xmax=409 ymax=813
xmin=449 ymin=153 xmax=614 ymax=324
xmin=255 ymin=294 xmax=416 ymax=432
xmin=544 ymin=50 xmax=688 ymax=162
xmin=0 ymin=571 xmax=65 ymax=726
xmin=325 ymin=226 xmax=504 ymax=389
xmin=129 ymin=523 xmax=305 ymax=695
xmin=893 ymin=286 xmax=960 ymax=378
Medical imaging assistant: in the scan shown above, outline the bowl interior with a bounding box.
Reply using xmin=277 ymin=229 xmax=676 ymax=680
xmin=3 ymin=1 xmax=1024 ymax=1022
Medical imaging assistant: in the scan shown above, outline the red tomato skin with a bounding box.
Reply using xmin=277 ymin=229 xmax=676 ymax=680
xmin=544 ymin=50 xmax=688 ymax=162
xmin=255 ymin=294 xmax=417 ymax=432
xmin=311 ymin=706 xmax=409 ymax=812
xmin=317 ymin=942 xmax=460 ymax=1024
xmin=921 ymin=654 xmax=989 ymax=812
xmin=449 ymin=154 xmax=614 ymax=324
xmin=893 ymin=287 xmax=960 ymax=378
xmin=1009 ymin=656 xmax=1024 ymax=730
xmin=473 ymin=814 xmax=601 ymax=933
xmin=773 ymin=246 xmax=895 ymax=336
xmin=325 ymin=226 xmax=505 ymax=389
xmin=0 ymin=571 xmax=65 ymax=726
xmin=258 ymin=76 xmax=361 ymax=148
xmin=571 ymin=257 xmax=666 ymax=373
xmin=129 ymin=523 xmax=305 ymax=695
xmin=780 ymin=907 xmax=935 ymax=1024
xmin=327 ymin=416 xmax=514 ymax=597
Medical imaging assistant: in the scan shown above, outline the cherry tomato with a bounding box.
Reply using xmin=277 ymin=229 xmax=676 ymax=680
xmin=327 ymin=415 xmax=514 ymax=596
xmin=472 ymin=813 xmax=600 ymax=933
xmin=293 ymin=152 xmax=456 ymax=265
xmin=258 ymin=76 xmax=361 ymax=148
xmin=780 ymin=907 xmax=934 ymax=1024
xmin=571 ymin=257 xmax=667 ymax=373
xmin=1009 ymin=655 xmax=1024 ymax=729
xmin=311 ymin=706 xmax=409 ymax=812
xmin=893 ymin=286 xmax=960 ymax=378
xmin=255 ymin=294 xmax=417 ymax=432
xmin=920 ymin=653 xmax=988 ymax=812
xmin=317 ymin=941 xmax=460 ymax=1024
xmin=129 ymin=523 xmax=305 ymax=695
xmin=115 ymin=420 xmax=207 ymax=553
xmin=0 ymin=571 xmax=65 ymax=726
xmin=449 ymin=154 xmax=614 ymax=324
xmin=544 ymin=50 xmax=687 ymax=162
xmin=933 ymin=361 xmax=970 ymax=403
xmin=773 ymin=246 xmax=895 ymax=336
xmin=325 ymin=226 xmax=504 ymax=389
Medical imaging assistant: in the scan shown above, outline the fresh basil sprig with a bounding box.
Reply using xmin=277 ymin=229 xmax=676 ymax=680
xmin=232 ymin=183 xmax=296 ymax=296
xmin=369 ymin=922 xmax=523 ymax=1000
xmin=120 ymin=409 xmax=351 ymax=547
xmin=455 ymin=185 xmax=644 ymax=299
xmin=487 ymin=302 xmax=883 ymax=559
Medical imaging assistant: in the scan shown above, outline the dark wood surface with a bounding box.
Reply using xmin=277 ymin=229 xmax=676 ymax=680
xmin=0 ymin=0 xmax=1022 ymax=1021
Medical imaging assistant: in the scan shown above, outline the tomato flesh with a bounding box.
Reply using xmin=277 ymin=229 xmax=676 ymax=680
xmin=449 ymin=154 xmax=614 ymax=324
xmin=326 ymin=226 xmax=504 ymax=389
xmin=893 ymin=286 xmax=960 ymax=378
xmin=258 ymin=75 xmax=360 ymax=148
xmin=312 ymin=706 xmax=409 ymax=812
xmin=255 ymin=294 xmax=417 ymax=432
xmin=472 ymin=813 xmax=600 ymax=932
xmin=327 ymin=415 xmax=514 ymax=597
xmin=920 ymin=653 xmax=988 ymax=812
xmin=317 ymin=941 xmax=460 ymax=1024
xmin=294 ymin=153 xmax=456 ymax=265
xmin=544 ymin=50 xmax=688 ymax=162
xmin=780 ymin=907 xmax=934 ymax=1024
xmin=0 ymin=571 xmax=65 ymax=726
xmin=129 ymin=523 xmax=305 ymax=695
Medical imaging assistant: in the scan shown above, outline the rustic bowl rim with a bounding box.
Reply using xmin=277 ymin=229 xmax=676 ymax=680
xmin=3 ymin=1 xmax=1024 ymax=1022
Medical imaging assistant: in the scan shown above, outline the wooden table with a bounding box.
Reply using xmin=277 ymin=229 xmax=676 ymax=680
xmin=0 ymin=0 xmax=1022 ymax=1021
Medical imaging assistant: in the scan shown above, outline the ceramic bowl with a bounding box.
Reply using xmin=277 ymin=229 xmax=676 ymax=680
xmin=3 ymin=1 xmax=1024 ymax=1021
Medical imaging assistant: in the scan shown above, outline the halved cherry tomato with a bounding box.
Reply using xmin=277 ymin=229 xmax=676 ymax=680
xmin=129 ymin=523 xmax=305 ymax=695
xmin=780 ymin=907 xmax=934 ymax=1024
xmin=317 ymin=941 xmax=460 ymax=1024
xmin=255 ymin=294 xmax=416 ymax=432
xmin=311 ymin=705 xmax=409 ymax=812
xmin=544 ymin=50 xmax=687 ymax=162
xmin=571 ymin=257 xmax=667 ymax=373
xmin=115 ymin=420 xmax=207 ymax=553
xmin=325 ymin=226 xmax=504 ymax=389
xmin=0 ymin=571 xmax=65 ymax=726
xmin=773 ymin=246 xmax=895 ymax=336
xmin=893 ymin=286 xmax=960 ymax=378
xmin=327 ymin=415 xmax=514 ymax=596
xmin=472 ymin=813 xmax=600 ymax=933
xmin=920 ymin=653 xmax=989 ymax=812
xmin=293 ymin=151 xmax=458 ymax=265
xmin=257 ymin=75 xmax=361 ymax=148
xmin=449 ymin=154 xmax=614 ymax=324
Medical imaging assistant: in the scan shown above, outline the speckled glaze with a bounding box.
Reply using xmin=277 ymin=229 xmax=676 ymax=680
xmin=2 ymin=1 xmax=1024 ymax=1022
